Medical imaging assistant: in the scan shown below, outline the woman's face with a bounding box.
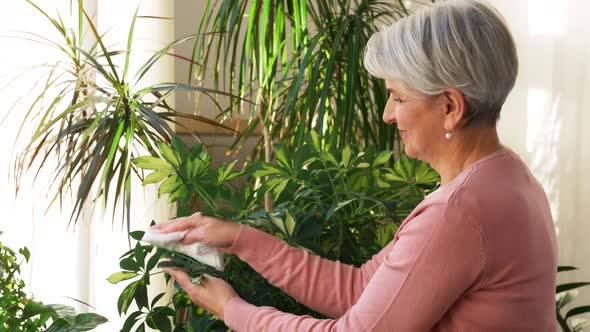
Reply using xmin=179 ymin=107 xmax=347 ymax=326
xmin=383 ymin=80 xmax=447 ymax=161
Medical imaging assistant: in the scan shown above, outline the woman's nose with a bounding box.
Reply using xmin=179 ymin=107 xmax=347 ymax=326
xmin=383 ymin=104 xmax=397 ymax=124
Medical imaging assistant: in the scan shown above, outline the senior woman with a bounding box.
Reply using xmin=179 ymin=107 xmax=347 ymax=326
xmin=159 ymin=0 xmax=558 ymax=330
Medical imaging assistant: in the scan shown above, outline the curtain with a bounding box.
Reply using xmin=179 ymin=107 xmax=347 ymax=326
xmin=488 ymin=0 xmax=590 ymax=306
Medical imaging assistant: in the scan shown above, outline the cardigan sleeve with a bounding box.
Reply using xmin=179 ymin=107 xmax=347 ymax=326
xmin=223 ymin=204 xmax=485 ymax=331
xmin=220 ymin=224 xmax=395 ymax=318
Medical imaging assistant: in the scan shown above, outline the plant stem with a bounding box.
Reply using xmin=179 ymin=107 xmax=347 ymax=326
xmin=557 ymin=313 xmax=570 ymax=332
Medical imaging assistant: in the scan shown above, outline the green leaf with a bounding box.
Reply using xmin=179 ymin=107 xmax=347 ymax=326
xmin=21 ymin=302 xmax=58 ymax=320
xmin=285 ymin=210 xmax=296 ymax=237
xmin=157 ymin=141 xmax=180 ymax=167
xmin=566 ymin=306 xmax=590 ymax=320
xmin=123 ymin=5 xmax=140 ymax=80
xmin=130 ymin=231 xmax=145 ymax=241
xmin=152 ymin=311 xmax=172 ymax=332
xmin=49 ymin=304 xmax=76 ymax=321
xmin=44 ymin=318 xmax=69 ymax=332
xmin=167 ymin=185 xmax=187 ymax=203
xmin=134 ymin=281 xmax=149 ymax=310
xmin=134 ymin=242 xmax=147 ymax=268
xmin=151 ymin=293 xmax=166 ymax=308
xmin=382 ymin=172 xmax=405 ymax=183
xmin=559 ymin=266 xmax=578 ymax=272
xmin=257 ymin=177 xmax=283 ymax=196
xmin=272 ymin=178 xmax=291 ymax=202
xmin=357 ymin=162 xmax=370 ymax=168
xmin=121 ymin=311 xmax=142 ymax=332
xmin=143 ymin=169 xmax=173 ymax=185
xmin=250 ymin=162 xmax=283 ymax=178
xmin=275 ymin=144 xmax=291 ymax=169
xmin=107 ymin=271 xmax=138 ymax=284
xmin=133 ymin=156 xmax=173 ymax=171
xmin=118 ymin=280 xmax=140 ymax=314
xmin=557 ymin=282 xmax=590 ymax=294
xmin=341 ymin=145 xmax=352 ymax=167
xmin=414 ymin=161 xmax=439 ymax=185
xmin=269 ymin=215 xmax=287 ymax=234
xmin=120 ymin=257 xmax=139 ymax=272
xmin=158 ymin=175 xmax=181 ymax=195
xmin=309 ymin=131 xmax=321 ymax=151
xmin=218 ymin=160 xmax=240 ymax=183
xmin=373 ymin=150 xmax=393 ymax=166
xmin=19 ymin=247 xmax=31 ymax=262
xmin=321 ymin=151 xmax=339 ymax=166
xmin=146 ymin=251 xmax=162 ymax=272
xmin=326 ymin=199 xmax=356 ymax=220
xmin=72 ymin=313 xmax=108 ymax=330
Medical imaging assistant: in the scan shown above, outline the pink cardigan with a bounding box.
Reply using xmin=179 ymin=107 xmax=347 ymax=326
xmin=221 ymin=148 xmax=558 ymax=331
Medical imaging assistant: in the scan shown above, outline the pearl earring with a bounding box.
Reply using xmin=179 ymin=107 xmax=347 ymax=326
xmin=445 ymin=130 xmax=455 ymax=140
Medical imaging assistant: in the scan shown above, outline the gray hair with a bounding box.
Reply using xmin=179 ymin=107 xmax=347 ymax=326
xmin=364 ymin=0 xmax=518 ymax=127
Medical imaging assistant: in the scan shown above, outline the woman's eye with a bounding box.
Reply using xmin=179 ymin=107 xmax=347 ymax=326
xmin=393 ymin=96 xmax=403 ymax=103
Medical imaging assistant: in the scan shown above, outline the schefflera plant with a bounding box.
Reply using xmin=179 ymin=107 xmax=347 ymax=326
xmin=246 ymin=131 xmax=440 ymax=265
xmin=107 ymin=230 xmax=226 ymax=332
xmin=107 ymin=136 xmax=243 ymax=332
xmin=132 ymin=136 xmax=243 ymax=217
xmin=109 ymin=133 xmax=441 ymax=331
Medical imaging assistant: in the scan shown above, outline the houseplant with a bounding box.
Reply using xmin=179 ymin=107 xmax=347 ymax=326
xmin=13 ymin=0 xmax=234 ymax=228
xmin=109 ymin=134 xmax=439 ymax=331
xmin=190 ymin=0 xmax=411 ymax=182
xmin=556 ymin=266 xmax=590 ymax=331
xmin=0 ymin=232 xmax=107 ymax=331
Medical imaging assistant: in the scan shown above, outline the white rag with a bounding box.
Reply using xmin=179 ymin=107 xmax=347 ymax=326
xmin=142 ymin=229 xmax=224 ymax=271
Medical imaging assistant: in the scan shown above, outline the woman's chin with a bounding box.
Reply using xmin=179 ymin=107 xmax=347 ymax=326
xmin=403 ymin=146 xmax=417 ymax=159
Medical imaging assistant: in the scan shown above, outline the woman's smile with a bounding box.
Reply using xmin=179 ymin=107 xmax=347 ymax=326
xmin=400 ymin=130 xmax=408 ymax=140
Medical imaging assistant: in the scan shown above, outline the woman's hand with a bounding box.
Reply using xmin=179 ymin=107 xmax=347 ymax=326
xmin=154 ymin=212 xmax=241 ymax=248
xmin=163 ymin=268 xmax=238 ymax=320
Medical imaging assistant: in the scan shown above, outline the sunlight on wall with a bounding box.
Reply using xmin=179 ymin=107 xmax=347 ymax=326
xmin=526 ymin=88 xmax=561 ymax=230
xmin=1 ymin=1 xmax=175 ymax=331
xmin=528 ymin=0 xmax=568 ymax=37
xmin=0 ymin=0 xmax=75 ymax=300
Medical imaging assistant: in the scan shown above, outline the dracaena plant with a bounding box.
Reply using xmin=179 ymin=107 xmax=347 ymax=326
xmin=12 ymin=0 xmax=233 ymax=228
xmin=190 ymin=0 xmax=412 ymax=166
xmin=108 ymin=134 xmax=440 ymax=331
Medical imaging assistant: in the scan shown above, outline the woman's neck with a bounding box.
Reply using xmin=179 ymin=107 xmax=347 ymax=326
xmin=430 ymin=126 xmax=504 ymax=187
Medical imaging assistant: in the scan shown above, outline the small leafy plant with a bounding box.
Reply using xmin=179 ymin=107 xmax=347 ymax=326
xmin=0 ymin=232 xmax=107 ymax=331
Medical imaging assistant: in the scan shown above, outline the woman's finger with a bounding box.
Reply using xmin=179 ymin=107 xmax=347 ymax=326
xmin=150 ymin=217 xmax=187 ymax=231
xmin=150 ymin=222 xmax=168 ymax=230
xmin=159 ymin=215 xmax=201 ymax=234
xmin=163 ymin=268 xmax=196 ymax=292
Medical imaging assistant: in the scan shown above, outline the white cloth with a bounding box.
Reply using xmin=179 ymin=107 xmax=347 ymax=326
xmin=142 ymin=229 xmax=224 ymax=271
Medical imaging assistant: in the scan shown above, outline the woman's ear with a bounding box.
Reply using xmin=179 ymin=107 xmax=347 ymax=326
xmin=442 ymin=88 xmax=467 ymax=130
